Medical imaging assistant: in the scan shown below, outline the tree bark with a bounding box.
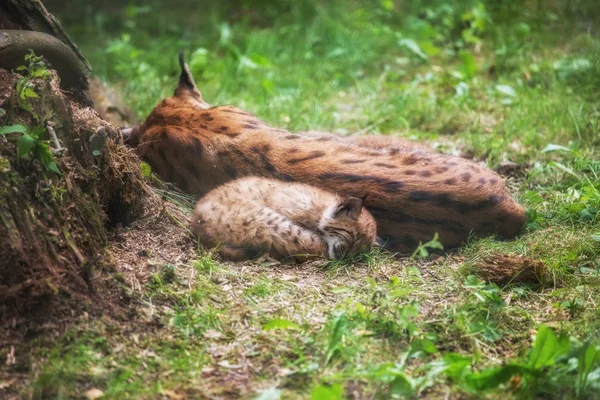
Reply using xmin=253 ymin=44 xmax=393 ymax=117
xmin=0 ymin=0 xmax=90 ymax=71
xmin=0 ymin=0 xmax=92 ymax=104
xmin=0 ymin=0 xmax=147 ymax=338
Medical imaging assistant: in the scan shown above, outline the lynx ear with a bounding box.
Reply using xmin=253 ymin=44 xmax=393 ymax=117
xmin=175 ymin=51 xmax=204 ymax=102
xmin=334 ymin=196 xmax=364 ymax=221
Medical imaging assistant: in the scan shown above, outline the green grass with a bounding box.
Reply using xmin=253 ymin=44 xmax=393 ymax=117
xmin=18 ymin=0 xmax=600 ymax=398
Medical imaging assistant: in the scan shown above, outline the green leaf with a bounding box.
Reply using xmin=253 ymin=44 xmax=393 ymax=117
xmin=20 ymin=86 xmax=39 ymax=100
xmin=389 ymin=374 xmax=414 ymax=397
xmin=388 ymin=287 xmax=413 ymax=299
xmin=46 ymin=161 xmax=61 ymax=175
xmin=410 ymin=338 xmax=438 ymax=355
xmin=326 ymin=313 xmax=349 ymax=364
xmin=363 ymin=364 xmax=414 ymax=396
xmin=578 ymin=342 xmax=600 ymax=392
xmin=36 ymin=143 xmax=61 ymax=174
xmin=528 ymin=325 xmax=570 ymax=369
xmin=329 ymin=286 xmax=350 ymax=294
xmin=29 ymin=125 xmax=46 ymax=140
xmin=17 ymin=134 xmax=35 ymax=157
xmin=541 ymin=143 xmax=573 ymax=153
xmin=380 ymin=0 xmax=394 ymax=11
xmin=311 ymin=383 xmax=343 ymax=400
xmin=465 ymin=364 xmax=525 ymax=391
xmin=441 ymin=353 xmax=473 ymax=379
xmin=37 ymin=142 xmax=52 ymax=164
xmin=554 ymin=58 xmax=592 ymax=79
xmin=18 ymin=100 xmax=33 ymax=113
xmin=238 ymin=55 xmax=259 ymax=70
xmin=550 ymin=161 xmax=579 ymax=178
xmin=460 ymin=51 xmax=477 ymax=79
xmin=249 ymin=53 xmax=273 ymax=67
xmin=495 ymin=84 xmax=517 ymax=97
xmin=398 ymin=39 xmax=428 ymax=61
xmin=262 ymin=318 xmax=300 ymax=331
xmin=419 ymin=41 xmax=440 ymax=57
xmin=0 ymin=124 xmax=27 ymax=135
xmin=591 ymin=233 xmax=600 ymax=242
xmin=364 ymin=363 xmax=396 ymax=381
xmin=30 ymin=68 xmax=51 ymax=79
xmin=219 ymin=23 xmax=232 ymax=45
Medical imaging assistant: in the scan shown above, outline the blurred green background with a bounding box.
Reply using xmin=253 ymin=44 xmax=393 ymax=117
xmin=43 ymin=1 xmax=599 ymax=155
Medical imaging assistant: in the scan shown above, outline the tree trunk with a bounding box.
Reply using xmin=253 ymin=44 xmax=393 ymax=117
xmin=0 ymin=0 xmax=147 ymax=340
xmin=0 ymin=0 xmax=92 ymax=104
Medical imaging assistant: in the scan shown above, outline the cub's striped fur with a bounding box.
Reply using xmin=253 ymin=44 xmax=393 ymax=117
xmin=191 ymin=177 xmax=376 ymax=261
xmin=125 ymin=54 xmax=526 ymax=253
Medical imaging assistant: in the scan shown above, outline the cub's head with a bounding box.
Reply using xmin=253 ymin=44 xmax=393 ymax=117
xmin=318 ymin=196 xmax=377 ymax=259
xmin=122 ymin=52 xmax=210 ymax=148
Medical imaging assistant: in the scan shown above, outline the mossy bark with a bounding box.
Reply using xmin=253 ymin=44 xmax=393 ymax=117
xmin=0 ymin=69 xmax=147 ymax=324
xmin=0 ymin=3 xmax=148 ymax=332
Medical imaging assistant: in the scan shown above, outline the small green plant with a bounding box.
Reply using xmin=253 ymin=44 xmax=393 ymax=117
xmin=149 ymin=264 xmax=177 ymax=288
xmin=0 ymin=51 xmax=60 ymax=174
xmin=311 ymin=383 xmax=344 ymax=400
xmin=325 ymin=312 xmax=350 ymax=364
xmin=262 ymin=318 xmax=300 ymax=331
xmin=244 ymin=281 xmax=273 ymax=298
xmin=0 ymin=124 xmax=60 ymax=173
xmin=426 ymin=325 xmax=600 ymax=397
xmin=410 ymin=233 xmax=444 ymax=259
xmin=453 ymin=275 xmax=505 ymax=342
xmin=14 ymin=50 xmax=52 ymax=116
xmin=350 ymin=276 xmax=422 ymax=339
xmin=171 ymin=305 xmax=221 ymax=338
xmin=362 ymin=363 xmax=415 ymax=398
xmin=193 ymin=252 xmax=218 ymax=276
xmin=160 ymin=264 xmax=177 ymax=283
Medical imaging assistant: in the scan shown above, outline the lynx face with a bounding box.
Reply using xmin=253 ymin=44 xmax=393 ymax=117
xmin=318 ymin=197 xmax=375 ymax=259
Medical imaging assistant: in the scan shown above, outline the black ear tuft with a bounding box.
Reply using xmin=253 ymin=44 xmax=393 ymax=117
xmin=175 ymin=51 xmax=203 ymax=101
xmin=177 ymin=51 xmax=197 ymax=91
xmin=178 ymin=50 xmax=185 ymax=70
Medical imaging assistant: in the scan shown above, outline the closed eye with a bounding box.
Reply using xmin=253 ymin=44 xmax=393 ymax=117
xmin=334 ymin=244 xmax=348 ymax=258
xmin=325 ymin=227 xmax=352 ymax=242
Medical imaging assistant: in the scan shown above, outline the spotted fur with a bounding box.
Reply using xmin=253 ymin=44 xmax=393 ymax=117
xmin=191 ymin=177 xmax=376 ymax=261
xmin=125 ymin=54 xmax=526 ymax=253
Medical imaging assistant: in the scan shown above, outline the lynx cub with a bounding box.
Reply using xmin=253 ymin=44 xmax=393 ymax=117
xmin=191 ymin=177 xmax=377 ymax=261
